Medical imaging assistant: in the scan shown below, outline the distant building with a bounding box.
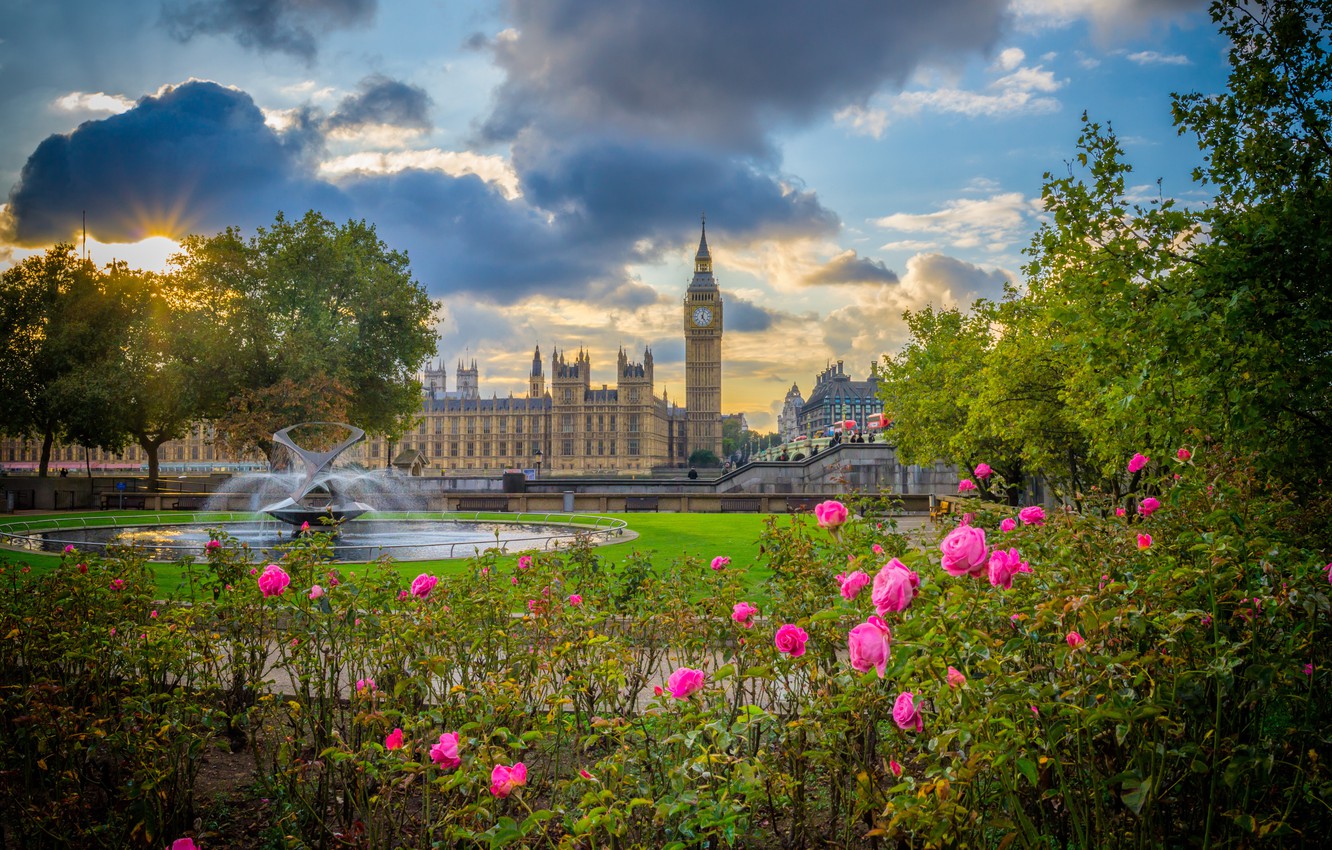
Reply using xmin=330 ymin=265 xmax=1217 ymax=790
xmin=797 ymin=361 xmax=883 ymax=437
xmin=777 ymin=383 xmax=804 ymax=442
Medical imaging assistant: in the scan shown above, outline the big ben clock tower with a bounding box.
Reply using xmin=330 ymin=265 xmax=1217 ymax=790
xmin=684 ymin=217 xmax=723 ymax=462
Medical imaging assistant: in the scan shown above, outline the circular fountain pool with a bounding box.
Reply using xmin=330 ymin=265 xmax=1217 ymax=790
xmin=0 ymin=511 xmax=629 ymax=563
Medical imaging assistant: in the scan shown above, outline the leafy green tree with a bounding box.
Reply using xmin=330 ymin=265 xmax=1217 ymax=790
xmin=0 ymin=246 xmax=135 ymax=475
xmin=688 ymin=448 xmax=721 ymax=468
xmin=1171 ymin=0 xmax=1332 ymax=487
xmin=174 ymin=210 xmax=439 ymax=461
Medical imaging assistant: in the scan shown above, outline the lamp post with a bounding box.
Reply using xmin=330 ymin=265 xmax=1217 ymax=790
xmin=534 ymin=447 xmax=543 ymax=480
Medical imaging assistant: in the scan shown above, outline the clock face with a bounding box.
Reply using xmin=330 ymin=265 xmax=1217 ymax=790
xmin=692 ymin=306 xmax=713 ymax=327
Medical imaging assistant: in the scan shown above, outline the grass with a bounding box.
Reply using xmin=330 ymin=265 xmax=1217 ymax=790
xmin=0 ymin=510 xmax=798 ymax=597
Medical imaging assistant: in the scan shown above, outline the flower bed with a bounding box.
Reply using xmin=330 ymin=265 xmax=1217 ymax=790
xmin=1 ymin=455 xmax=1328 ymax=848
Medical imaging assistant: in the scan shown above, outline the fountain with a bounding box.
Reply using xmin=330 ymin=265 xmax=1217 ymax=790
xmin=0 ymin=423 xmax=629 ymax=562
xmin=258 ymin=423 xmax=374 ymax=527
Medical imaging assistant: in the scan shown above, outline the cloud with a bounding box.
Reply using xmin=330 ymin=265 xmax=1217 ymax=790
xmin=873 ymin=192 xmax=1041 ymax=253
xmin=3 ymin=81 xmax=339 ymax=245
xmin=1009 ymin=0 xmax=1206 ymax=35
xmin=822 ymin=252 xmax=1014 ymax=359
xmin=326 ymin=74 xmax=433 ymax=134
xmin=52 ymin=91 xmax=135 ymax=115
xmin=476 ymin=0 xmax=1011 ymax=153
xmin=725 ymin=296 xmax=777 ymax=332
xmin=319 ymin=149 xmax=521 ymax=198
xmin=160 ymin=0 xmax=377 ymax=61
xmin=802 ymin=250 xmax=900 ymax=286
xmin=1126 ymin=50 xmax=1191 ymax=66
xmin=889 ymin=64 xmax=1063 ymax=120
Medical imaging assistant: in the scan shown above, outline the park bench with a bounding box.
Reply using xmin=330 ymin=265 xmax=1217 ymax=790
xmin=785 ymin=496 xmax=819 ymax=513
xmin=624 ymin=496 xmax=659 ymax=512
xmin=930 ymin=498 xmax=954 ymax=521
xmin=455 ymin=496 xmax=509 ymax=512
xmin=720 ymin=497 xmax=762 ymax=513
xmin=100 ymin=493 xmax=147 ymax=510
xmin=171 ymin=495 xmax=209 ymax=510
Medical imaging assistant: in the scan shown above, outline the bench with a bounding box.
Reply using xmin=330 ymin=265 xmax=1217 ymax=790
xmin=455 ymin=496 xmax=509 ymax=512
xmin=720 ymin=497 xmax=762 ymax=513
xmin=785 ymin=496 xmax=820 ymax=513
xmin=100 ymin=493 xmax=147 ymax=510
xmin=171 ymin=495 xmax=209 ymax=510
xmin=624 ymin=496 xmax=659 ymax=512
xmin=930 ymin=498 xmax=954 ymax=521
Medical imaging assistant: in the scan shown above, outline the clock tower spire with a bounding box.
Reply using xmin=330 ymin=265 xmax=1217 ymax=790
xmin=683 ymin=216 xmax=723 ymax=464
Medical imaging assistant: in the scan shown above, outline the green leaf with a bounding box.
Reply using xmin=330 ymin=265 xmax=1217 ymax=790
xmin=1120 ymin=775 xmax=1151 ymax=815
xmin=1016 ymin=757 xmax=1039 ymax=787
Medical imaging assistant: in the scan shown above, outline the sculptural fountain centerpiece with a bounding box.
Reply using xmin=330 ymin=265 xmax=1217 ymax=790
xmin=261 ymin=423 xmax=374 ymax=527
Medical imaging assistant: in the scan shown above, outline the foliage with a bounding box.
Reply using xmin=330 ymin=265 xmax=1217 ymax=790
xmin=2 ymin=452 xmax=1327 ymax=848
xmin=174 ymin=210 xmax=439 ymax=459
xmin=0 ymin=245 xmax=136 ymax=475
xmin=689 ymin=448 xmax=721 ymax=468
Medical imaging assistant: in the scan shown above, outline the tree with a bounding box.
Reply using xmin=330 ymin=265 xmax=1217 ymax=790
xmin=0 ymin=245 xmax=135 ymax=475
xmin=100 ymin=264 xmax=231 ymax=488
xmin=688 ymin=448 xmax=721 ymax=468
xmin=1171 ymin=0 xmax=1332 ymax=487
xmin=175 ymin=211 xmax=438 ymax=461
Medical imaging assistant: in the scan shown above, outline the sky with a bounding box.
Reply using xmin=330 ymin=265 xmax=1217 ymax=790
xmin=0 ymin=0 xmax=1231 ymax=431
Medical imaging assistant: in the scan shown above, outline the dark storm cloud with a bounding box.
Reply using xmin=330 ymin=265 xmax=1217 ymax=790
xmin=2 ymin=81 xmax=342 ymax=245
xmin=327 ymin=75 xmax=433 ymax=132
xmin=478 ymin=0 xmax=1011 ymax=152
xmin=725 ymin=297 xmax=775 ymax=333
xmin=161 ymin=0 xmax=376 ymax=61
xmin=803 ymin=252 xmax=900 ymax=286
xmin=515 ymin=135 xmax=840 ymax=251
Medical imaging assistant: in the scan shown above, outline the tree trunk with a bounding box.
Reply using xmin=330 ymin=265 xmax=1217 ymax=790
xmin=141 ymin=436 xmax=163 ymax=490
xmin=38 ymin=428 xmax=54 ymax=478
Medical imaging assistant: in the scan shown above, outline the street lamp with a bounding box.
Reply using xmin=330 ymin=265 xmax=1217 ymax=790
xmin=534 ymin=447 xmax=543 ymax=480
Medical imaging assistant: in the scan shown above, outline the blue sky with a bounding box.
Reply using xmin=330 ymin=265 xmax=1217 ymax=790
xmin=0 ymin=0 xmax=1229 ymax=430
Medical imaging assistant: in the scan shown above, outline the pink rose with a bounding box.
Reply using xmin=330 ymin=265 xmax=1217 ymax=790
xmin=1000 ymin=517 xmax=1017 ymax=532
xmin=518 ymin=555 xmax=532 ymax=570
xmin=205 ymin=539 xmax=221 ymax=552
xmin=847 ymin=616 xmax=892 ymax=678
xmin=1177 ymin=448 xmax=1191 ymax=461
xmin=1115 ymin=507 xmax=1127 ymax=517
xmin=1137 ymin=533 xmax=1152 ymax=550
xmin=1305 ymin=663 xmax=1314 ymax=676
xmin=308 ymin=584 xmax=324 ymax=600
xmin=411 ymin=573 xmax=438 ymax=599
xmin=568 ymin=594 xmax=582 ymax=606
xmin=1138 ymin=497 xmax=1161 ymax=517
xmin=939 ymin=523 xmax=988 ymax=578
xmin=957 ymin=479 xmax=977 ymax=492
xmin=890 ymin=758 xmax=903 ymax=777
xmin=171 ymin=839 xmax=199 ymax=850
xmin=774 ymin=624 xmax=809 ymax=657
xmin=299 ymin=521 xmax=310 ymax=533
xmin=871 ymin=543 xmax=884 ymax=555
xmin=1128 ymin=453 xmax=1149 ymax=474
xmin=871 ymin=559 xmax=919 ymax=615
xmin=249 ymin=567 xmax=258 ymax=576
xmin=356 ymin=677 xmax=376 ymax=693
xmin=258 ymin=564 xmax=290 ymax=597
xmin=490 ymin=762 xmax=527 ymax=798
xmin=385 ymin=728 xmax=404 ymax=751
xmin=892 ymin=691 xmax=923 ymax=733
xmin=150 ymin=609 xmax=158 ymax=618
xmin=430 ymin=732 xmax=461 ymax=769
xmin=988 ymin=548 xmax=1027 ymax=590
xmin=1066 ymin=631 xmax=1085 ymax=648
xmin=710 ymin=555 xmax=730 ymax=570
xmin=946 ymin=666 xmax=966 ymax=688
xmin=836 ymin=570 xmax=870 ymax=600
xmin=579 ymin=768 xmax=595 ymax=780
xmin=731 ymin=601 xmax=758 ymax=628
xmin=1018 ymin=506 xmax=1046 ymax=527
xmin=665 ymin=666 xmax=706 ymax=699
xmin=974 ymin=463 xmax=992 ymax=479
xmin=814 ymin=500 xmax=849 ymax=529
xmin=62 ymin=544 xmax=75 ymax=555
xmin=109 ymin=578 xmax=125 ymax=591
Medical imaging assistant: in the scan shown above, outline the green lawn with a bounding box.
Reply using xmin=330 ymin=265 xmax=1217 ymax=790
xmin=0 ymin=510 xmax=796 ymax=596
